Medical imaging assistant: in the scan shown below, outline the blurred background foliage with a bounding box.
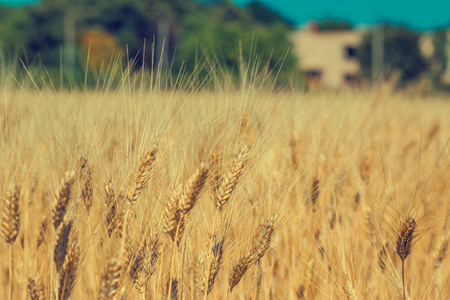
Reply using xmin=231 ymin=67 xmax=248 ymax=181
xmin=358 ymin=25 xmax=429 ymax=86
xmin=0 ymin=0 xmax=299 ymax=88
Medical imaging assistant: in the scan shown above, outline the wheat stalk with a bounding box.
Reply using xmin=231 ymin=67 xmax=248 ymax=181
xmin=2 ymin=182 xmax=20 ymax=300
xmin=396 ymin=217 xmax=416 ymax=300
xmin=166 ymin=163 xmax=209 ymax=299
xmin=120 ymin=146 xmax=158 ymax=276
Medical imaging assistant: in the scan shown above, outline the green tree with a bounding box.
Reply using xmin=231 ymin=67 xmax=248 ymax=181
xmin=431 ymin=29 xmax=448 ymax=88
xmin=246 ymin=1 xmax=294 ymax=28
xmin=0 ymin=6 xmax=30 ymax=47
xmin=316 ymin=19 xmax=352 ymax=31
xmin=358 ymin=25 xmax=428 ymax=85
xmin=0 ymin=0 xmax=298 ymax=86
xmin=174 ymin=0 xmax=297 ymax=84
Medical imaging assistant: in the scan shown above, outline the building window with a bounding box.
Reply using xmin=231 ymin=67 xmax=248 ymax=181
xmin=344 ymin=46 xmax=357 ymax=59
xmin=304 ymin=69 xmax=323 ymax=85
xmin=343 ymin=73 xmax=360 ymax=85
xmin=304 ymin=69 xmax=322 ymax=79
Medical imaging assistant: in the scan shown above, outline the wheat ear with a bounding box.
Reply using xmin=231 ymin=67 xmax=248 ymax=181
xmin=54 ymin=219 xmax=74 ymax=272
xmin=229 ymin=255 xmax=253 ymax=292
xmin=434 ymin=235 xmax=448 ymax=269
xmin=167 ymin=163 xmax=209 ymax=299
xmin=248 ymin=217 xmax=276 ymax=263
xmin=142 ymin=236 xmax=160 ymax=282
xmin=80 ymin=156 xmax=93 ymax=214
xmin=98 ymin=258 xmax=122 ymax=300
xmin=36 ymin=216 xmax=48 ymax=249
xmin=167 ymin=278 xmax=178 ymax=300
xmin=2 ymin=182 xmax=20 ymax=300
xmin=179 ymin=162 xmax=209 ymax=214
xmin=229 ymin=216 xmax=276 ymax=292
xmin=196 ymin=236 xmax=224 ymax=296
xmin=163 ymin=184 xmax=182 ymax=240
xmin=120 ymin=146 xmax=158 ymax=271
xmin=310 ymin=177 xmax=320 ymax=209
xmin=52 ymin=170 xmax=76 ymax=230
xmin=396 ymin=217 xmax=415 ymax=300
xmin=215 ymin=146 xmax=249 ymax=209
xmin=126 ymin=146 xmax=158 ymax=206
xmin=27 ymin=275 xmax=45 ymax=300
xmin=58 ymin=240 xmax=80 ymax=300
xmin=104 ymin=180 xmax=120 ymax=237
xmin=127 ymin=241 xmax=146 ymax=294
xmin=2 ymin=182 xmax=20 ymax=244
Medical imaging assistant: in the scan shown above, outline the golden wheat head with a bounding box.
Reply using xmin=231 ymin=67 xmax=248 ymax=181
xmin=27 ymin=275 xmax=45 ymax=300
xmin=179 ymin=162 xmax=209 ymax=215
xmin=396 ymin=217 xmax=416 ymax=261
xmin=54 ymin=219 xmax=74 ymax=272
xmin=126 ymin=146 xmax=158 ymax=206
xmin=215 ymin=146 xmax=250 ymax=209
xmin=248 ymin=216 xmax=276 ymax=263
xmin=80 ymin=156 xmax=93 ymax=214
xmin=58 ymin=240 xmax=80 ymax=300
xmin=2 ymin=182 xmax=20 ymax=245
xmin=196 ymin=236 xmax=224 ymax=295
xmin=52 ymin=170 xmax=76 ymax=230
xmin=163 ymin=184 xmax=182 ymax=240
xmin=229 ymin=255 xmax=253 ymax=292
xmin=98 ymin=258 xmax=122 ymax=300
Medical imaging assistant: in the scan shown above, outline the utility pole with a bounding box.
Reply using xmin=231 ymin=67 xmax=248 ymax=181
xmin=64 ymin=10 xmax=77 ymax=78
xmin=372 ymin=24 xmax=384 ymax=84
xmin=156 ymin=16 xmax=170 ymax=77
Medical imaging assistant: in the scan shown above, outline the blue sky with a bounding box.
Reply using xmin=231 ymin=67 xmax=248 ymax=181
xmin=1 ymin=0 xmax=450 ymax=30
xmin=233 ymin=0 xmax=450 ymax=30
xmin=0 ymin=0 xmax=36 ymax=6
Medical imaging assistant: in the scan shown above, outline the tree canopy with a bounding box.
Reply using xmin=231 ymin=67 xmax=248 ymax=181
xmin=0 ymin=0 xmax=298 ymax=86
xmin=316 ymin=19 xmax=352 ymax=31
xmin=357 ymin=25 xmax=428 ymax=85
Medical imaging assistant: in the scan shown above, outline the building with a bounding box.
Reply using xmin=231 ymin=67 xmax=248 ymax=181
xmin=290 ymin=23 xmax=364 ymax=89
xmin=291 ymin=23 xmax=450 ymax=89
xmin=420 ymin=30 xmax=450 ymax=85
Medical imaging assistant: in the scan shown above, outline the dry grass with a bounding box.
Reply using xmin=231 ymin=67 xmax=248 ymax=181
xmin=0 ymin=73 xmax=449 ymax=300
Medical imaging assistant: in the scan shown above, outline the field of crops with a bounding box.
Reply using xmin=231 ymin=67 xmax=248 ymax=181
xmin=1 ymin=79 xmax=449 ymax=299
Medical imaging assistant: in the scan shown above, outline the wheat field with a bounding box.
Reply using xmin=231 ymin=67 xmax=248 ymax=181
xmin=0 ymin=74 xmax=449 ymax=300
